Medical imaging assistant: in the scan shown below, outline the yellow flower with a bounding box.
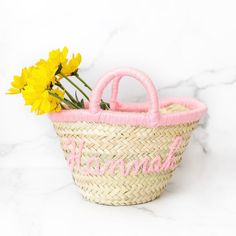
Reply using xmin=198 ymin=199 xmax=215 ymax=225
xmin=27 ymin=64 xmax=56 ymax=89
xmin=22 ymin=85 xmax=42 ymax=105
xmin=22 ymin=65 xmax=63 ymax=114
xmin=36 ymin=59 xmax=58 ymax=77
xmin=48 ymin=47 xmax=68 ymax=72
xmin=62 ymin=53 xmax=82 ymax=76
xmin=7 ymin=68 xmax=30 ymax=94
xmin=37 ymin=47 xmax=82 ymax=77
xmin=23 ymin=85 xmax=64 ymax=115
xmin=49 ymin=88 xmax=65 ymax=111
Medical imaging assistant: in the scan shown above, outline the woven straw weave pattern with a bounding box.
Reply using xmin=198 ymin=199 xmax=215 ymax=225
xmin=53 ymin=105 xmax=198 ymax=205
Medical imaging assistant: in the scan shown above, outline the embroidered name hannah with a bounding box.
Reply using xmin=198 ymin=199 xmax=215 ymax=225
xmin=63 ymin=136 xmax=183 ymax=176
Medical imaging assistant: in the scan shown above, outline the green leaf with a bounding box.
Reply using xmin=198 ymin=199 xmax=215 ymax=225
xmin=80 ymin=99 xmax=84 ymax=108
xmin=75 ymin=91 xmax=79 ymax=103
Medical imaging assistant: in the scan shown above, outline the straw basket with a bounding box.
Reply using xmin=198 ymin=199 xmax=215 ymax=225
xmin=49 ymin=68 xmax=207 ymax=205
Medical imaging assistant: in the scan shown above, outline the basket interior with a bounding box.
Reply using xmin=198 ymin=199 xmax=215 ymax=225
xmin=160 ymin=103 xmax=190 ymax=114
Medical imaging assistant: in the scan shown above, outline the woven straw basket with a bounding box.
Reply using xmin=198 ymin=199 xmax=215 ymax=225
xmin=49 ymin=68 xmax=207 ymax=206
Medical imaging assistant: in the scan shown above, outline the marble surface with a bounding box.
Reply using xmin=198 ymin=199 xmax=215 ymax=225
xmin=1 ymin=0 xmax=236 ymax=235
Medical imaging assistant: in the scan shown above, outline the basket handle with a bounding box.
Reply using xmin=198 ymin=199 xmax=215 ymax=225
xmin=89 ymin=68 xmax=160 ymax=122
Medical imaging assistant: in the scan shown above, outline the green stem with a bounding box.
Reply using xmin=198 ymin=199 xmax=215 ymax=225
xmin=60 ymin=72 xmax=90 ymax=101
xmin=74 ymin=73 xmax=92 ymax=90
xmin=74 ymin=72 xmax=110 ymax=110
xmin=49 ymin=91 xmax=79 ymax=109
xmin=55 ymin=82 xmax=78 ymax=105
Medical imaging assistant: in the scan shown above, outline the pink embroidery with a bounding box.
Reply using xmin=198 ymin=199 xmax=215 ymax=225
xmin=160 ymin=136 xmax=182 ymax=171
xmin=84 ymin=157 xmax=101 ymax=175
xmin=64 ymin=138 xmax=84 ymax=171
xmin=65 ymin=136 xmax=183 ymax=176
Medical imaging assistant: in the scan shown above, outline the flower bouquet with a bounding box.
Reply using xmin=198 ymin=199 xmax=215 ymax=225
xmin=7 ymin=47 xmax=109 ymax=114
xmin=8 ymin=47 xmax=207 ymax=205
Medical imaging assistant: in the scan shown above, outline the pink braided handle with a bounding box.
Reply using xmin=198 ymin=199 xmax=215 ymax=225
xmin=89 ymin=68 xmax=160 ymax=122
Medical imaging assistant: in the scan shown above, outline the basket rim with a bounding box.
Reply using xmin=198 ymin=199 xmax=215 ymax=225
xmin=49 ymin=96 xmax=207 ymax=128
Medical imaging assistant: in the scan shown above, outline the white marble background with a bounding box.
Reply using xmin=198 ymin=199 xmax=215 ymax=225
xmin=1 ymin=0 xmax=236 ymax=235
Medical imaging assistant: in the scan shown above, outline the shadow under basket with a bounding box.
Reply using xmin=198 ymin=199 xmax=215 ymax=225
xmin=49 ymin=68 xmax=207 ymax=206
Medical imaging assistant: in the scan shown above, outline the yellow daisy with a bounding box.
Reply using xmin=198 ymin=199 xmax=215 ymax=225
xmin=62 ymin=52 xmax=82 ymax=76
xmin=7 ymin=68 xmax=31 ymax=94
xmin=27 ymin=64 xmax=56 ymax=89
xmin=48 ymin=47 xmax=68 ymax=72
xmin=23 ymin=85 xmax=64 ymax=115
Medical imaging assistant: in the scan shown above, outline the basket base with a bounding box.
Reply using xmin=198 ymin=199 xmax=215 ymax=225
xmin=80 ymin=188 xmax=164 ymax=206
xmin=73 ymin=174 xmax=170 ymax=206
